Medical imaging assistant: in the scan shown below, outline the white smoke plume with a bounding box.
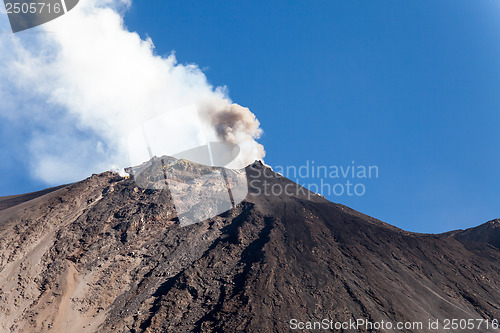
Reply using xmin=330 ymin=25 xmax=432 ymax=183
xmin=0 ymin=0 xmax=265 ymax=184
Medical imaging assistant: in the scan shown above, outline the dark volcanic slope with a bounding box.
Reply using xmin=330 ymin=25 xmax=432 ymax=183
xmin=0 ymin=161 xmax=499 ymax=333
xmin=441 ymin=219 xmax=500 ymax=250
xmin=0 ymin=185 xmax=68 ymax=211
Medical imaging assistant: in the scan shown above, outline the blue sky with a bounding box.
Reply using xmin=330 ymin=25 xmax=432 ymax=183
xmin=2 ymin=0 xmax=500 ymax=233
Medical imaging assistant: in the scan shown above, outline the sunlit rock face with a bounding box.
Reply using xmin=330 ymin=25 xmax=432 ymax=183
xmin=0 ymin=161 xmax=498 ymax=333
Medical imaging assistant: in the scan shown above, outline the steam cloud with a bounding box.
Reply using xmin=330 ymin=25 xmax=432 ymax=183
xmin=0 ymin=0 xmax=265 ymax=184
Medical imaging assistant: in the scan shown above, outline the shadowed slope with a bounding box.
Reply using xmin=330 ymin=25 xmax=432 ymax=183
xmin=0 ymin=161 xmax=498 ymax=332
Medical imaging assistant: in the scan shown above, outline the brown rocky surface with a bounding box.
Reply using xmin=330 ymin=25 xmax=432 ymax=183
xmin=0 ymin=159 xmax=498 ymax=332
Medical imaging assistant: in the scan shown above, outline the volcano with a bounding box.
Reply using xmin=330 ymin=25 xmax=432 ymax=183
xmin=0 ymin=160 xmax=498 ymax=332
